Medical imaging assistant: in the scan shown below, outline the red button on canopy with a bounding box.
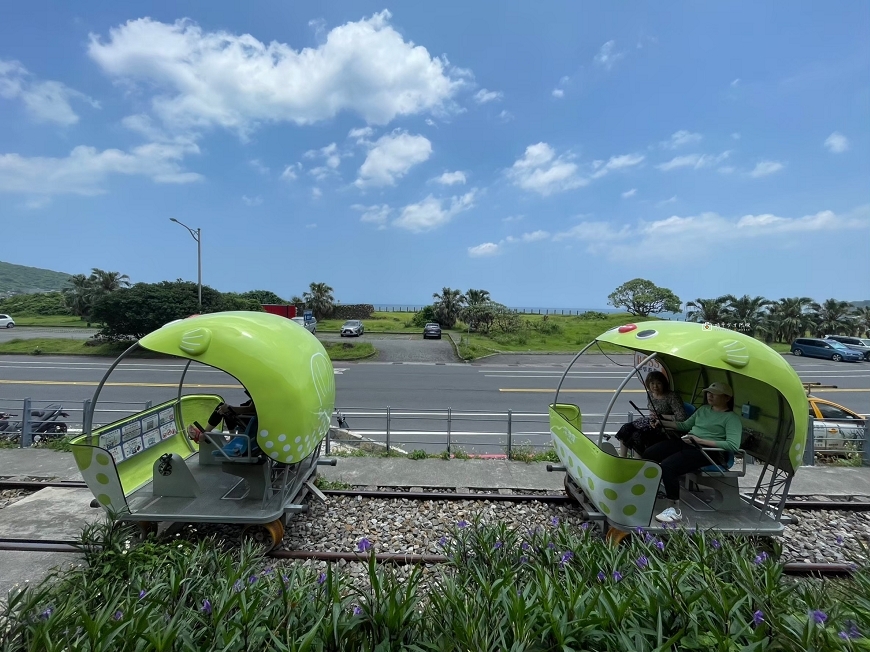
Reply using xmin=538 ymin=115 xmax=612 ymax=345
xmin=618 ymin=324 xmax=637 ymax=333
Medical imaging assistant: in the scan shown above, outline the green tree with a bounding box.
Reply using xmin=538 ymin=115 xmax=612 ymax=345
xmin=461 ymin=301 xmax=497 ymax=334
xmin=759 ymin=297 xmax=815 ymax=343
xmin=89 ymin=268 xmax=131 ymax=293
xmin=0 ymin=291 xmax=69 ymax=316
xmin=302 ymin=282 xmax=335 ymax=319
xmin=91 ymin=281 xmax=246 ymax=339
xmin=854 ymin=307 xmax=870 ymax=337
xmin=810 ymin=298 xmax=856 ymax=337
xmin=241 ymin=290 xmax=287 ymax=305
xmin=410 ymin=305 xmax=439 ymax=327
xmin=685 ymin=296 xmax=731 ymax=324
xmin=465 ymin=289 xmax=491 ymax=307
xmin=432 ymin=287 xmax=466 ymax=329
xmin=63 ymin=274 xmax=95 ymax=318
xmin=722 ymin=294 xmax=772 ymax=336
xmin=607 ymin=279 xmax=681 ymax=317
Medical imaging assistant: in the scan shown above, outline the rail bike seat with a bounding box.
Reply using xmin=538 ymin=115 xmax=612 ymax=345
xmin=210 ymin=417 xmax=261 ymax=461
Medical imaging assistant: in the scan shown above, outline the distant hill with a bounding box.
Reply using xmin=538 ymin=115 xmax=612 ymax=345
xmin=851 ymin=300 xmax=870 ymax=309
xmin=0 ymin=261 xmax=72 ymax=295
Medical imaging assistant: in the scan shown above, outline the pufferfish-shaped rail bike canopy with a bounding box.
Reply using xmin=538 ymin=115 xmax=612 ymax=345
xmin=139 ymin=311 xmax=335 ymax=464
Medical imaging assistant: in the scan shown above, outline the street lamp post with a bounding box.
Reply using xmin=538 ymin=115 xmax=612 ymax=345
xmin=169 ymin=218 xmax=202 ymax=313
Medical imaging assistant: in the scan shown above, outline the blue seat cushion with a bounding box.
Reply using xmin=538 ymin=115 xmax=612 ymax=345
xmin=211 ymin=416 xmax=258 ymax=458
xmin=683 ymin=402 xmax=696 ymax=417
xmin=699 ymin=451 xmax=734 ymax=473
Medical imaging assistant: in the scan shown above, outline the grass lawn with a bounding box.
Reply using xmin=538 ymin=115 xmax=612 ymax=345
xmin=11 ymin=315 xmax=94 ymax=327
xmin=0 ymin=338 xmax=377 ymax=361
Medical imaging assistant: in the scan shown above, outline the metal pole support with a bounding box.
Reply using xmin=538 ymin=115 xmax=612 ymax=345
xmin=507 ymin=409 xmax=512 ymax=459
xmin=803 ymin=417 xmax=815 ymax=466
xmin=447 ymin=408 xmax=452 ymax=454
xmin=145 ymin=400 xmax=153 ymax=410
xmin=385 ymin=406 xmax=391 ymax=453
xmin=20 ymin=398 xmax=32 ymax=448
xmin=82 ymin=399 xmax=93 ymax=436
xmin=863 ymin=421 xmax=870 ymax=467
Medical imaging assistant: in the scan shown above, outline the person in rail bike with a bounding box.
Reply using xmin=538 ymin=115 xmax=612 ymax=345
xmin=615 ymin=371 xmax=687 ymax=457
xmin=187 ymin=390 xmax=256 ymax=443
xmin=644 ymin=382 xmax=743 ymax=524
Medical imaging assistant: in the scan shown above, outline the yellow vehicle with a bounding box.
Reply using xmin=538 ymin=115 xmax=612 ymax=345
xmin=805 ymin=388 xmax=867 ymax=453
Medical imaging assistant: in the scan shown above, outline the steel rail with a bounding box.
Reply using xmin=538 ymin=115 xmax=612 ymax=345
xmin=0 ymin=538 xmax=858 ymax=576
xmin=4 ymin=481 xmax=870 ymax=511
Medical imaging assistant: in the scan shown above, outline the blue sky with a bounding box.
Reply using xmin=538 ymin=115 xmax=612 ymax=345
xmin=1 ymin=1 xmax=868 ymax=308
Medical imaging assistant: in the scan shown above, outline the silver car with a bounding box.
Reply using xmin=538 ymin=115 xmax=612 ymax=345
xmin=0 ymin=314 xmax=14 ymax=328
xmin=291 ymin=316 xmax=317 ymax=334
xmin=340 ymin=320 xmax=364 ymax=337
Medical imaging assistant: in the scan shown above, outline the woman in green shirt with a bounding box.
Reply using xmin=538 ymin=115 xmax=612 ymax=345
xmin=644 ymin=382 xmax=743 ymax=523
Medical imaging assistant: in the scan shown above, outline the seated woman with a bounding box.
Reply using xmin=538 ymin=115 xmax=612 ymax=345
xmin=643 ymin=382 xmax=742 ymax=524
xmin=188 ymin=390 xmax=256 ymax=443
xmin=615 ymin=371 xmax=687 ymax=457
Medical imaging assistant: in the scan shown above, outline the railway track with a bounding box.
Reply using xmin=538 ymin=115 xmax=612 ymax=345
xmin=0 ymin=482 xmax=866 ymax=578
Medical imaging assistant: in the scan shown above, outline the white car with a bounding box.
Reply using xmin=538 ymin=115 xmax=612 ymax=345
xmin=809 ymin=396 xmax=867 ymax=453
xmin=291 ymin=316 xmax=317 ymax=334
xmin=0 ymin=314 xmax=15 ymax=328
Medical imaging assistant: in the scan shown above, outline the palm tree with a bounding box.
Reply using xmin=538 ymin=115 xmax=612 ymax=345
xmin=465 ymin=289 xmax=491 ymax=307
xmin=761 ymin=297 xmax=815 ymax=343
xmin=685 ymin=296 xmax=730 ymax=324
xmin=854 ymin=306 xmax=870 ymax=337
xmin=63 ymin=274 xmax=94 ymax=318
xmin=722 ymin=294 xmax=772 ymax=336
xmin=810 ymin=298 xmax=856 ymax=337
xmin=90 ymin=269 xmax=131 ymax=293
xmin=432 ymin=287 xmax=466 ymax=329
xmin=302 ymin=282 xmax=335 ymax=319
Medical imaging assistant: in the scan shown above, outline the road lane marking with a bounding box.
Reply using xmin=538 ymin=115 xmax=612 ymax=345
xmin=499 ymin=387 xmax=870 ymax=393
xmin=0 ymin=379 xmax=244 ymax=388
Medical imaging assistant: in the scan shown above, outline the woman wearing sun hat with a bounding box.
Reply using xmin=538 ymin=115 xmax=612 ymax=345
xmin=643 ymin=382 xmax=743 ymax=523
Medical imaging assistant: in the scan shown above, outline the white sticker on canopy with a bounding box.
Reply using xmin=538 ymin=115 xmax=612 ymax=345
xmin=633 ymin=351 xmax=671 ymax=385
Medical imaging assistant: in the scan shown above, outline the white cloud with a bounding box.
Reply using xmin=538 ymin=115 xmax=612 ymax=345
xmin=593 ymin=40 xmax=625 ymax=70
xmin=824 ymin=132 xmax=849 ymax=153
xmin=348 ymin=126 xmax=374 ymax=143
xmin=656 ymin=195 xmax=677 ymax=207
xmin=355 ymin=130 xmax=432 ymax=188
xmin=393 ymin=190 xmax=476 ymax=232
xmin=621 ymin=188 xmax=637 ymax=198
xmin=87 ymin=12 xmax=466 ymax=135
xmin=718 ymin=166 xmax=735 ymax=174
xmin=281 ymin=163 xmax=301 ymax=181
xmin=507 ymin=142 xmax=584 ymax=196
xmin=656 ymin=151 xmax=730 ymax=171
xmin=0 ymin=59 xmax=98 ymax=126
xmin=551 ymin=88 xmax=564 ymax=98
xmin=749 ymin=160 xmax=784 ymax=178
xmin=311 ymin=187 xmax=322 ymax=199
xmin=468 ymin=242 xmax=500 ymax=257
xmin=242 ymin=194 xmax=262 ymax=206
xmin=661 ymin=130 xmax=702 ymax=149
xmin=23 ymin=196 xmax=51 ymax=210
xmin=590 ymin=153 xmax=644 ymax=179
xmin=521 ymin=230 xmax=550 ymax=242
xmin=731 ymin=132 xmax=741 ymax=140
xmin=497 ymin=109 xmax=513 ymax=122
xmin=502 ymin=215 xmax=523 ymax=223
xmin=434 ymin=170 xmax=466 ymax=185
xmin=731 ymin=78 xmax=740 ymax=87
xmin=0 ymin=142 xmax=201 ymax=195
xmin=354 ymin=203 xmax=391 ymax=228
xmin=425 ymin=118 xmax=436 ymax=126
xmin=550 ymin=207 xmax=869 ymax=259
xmin=248 ymin=159 xmax=269 ymax=175
xmin=473 ymin=88 xmax=502 ymax=104
xmin=305 ymin=142 xmax=341 ymax=169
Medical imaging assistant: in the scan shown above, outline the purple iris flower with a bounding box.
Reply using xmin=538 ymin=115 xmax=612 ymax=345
xmin=201 ymin=599 xmax=212 ymax=615
xmin=138 ymin=590 xmax=147 ymax=600
xmin=353 ymin=605 xmax=362 ymax=616
xmin=644 ymin=533 xmax=654 ymax=544
xmin=39 ymin=607 xmax=53 ymax=620
xmin=457 ymin=520 xmax=469 ymax=529
xmin=636 ymin=556 xmax=649 ymax=569
xmin=317 ymin=572 xmax=326 ymax=585
xmin=810 ymin=610 xmax=827 ymax=625
xmin=358 ymin=537 xmax=372 ymax=552
xmin=551 ymin=517 xmax=560 ymax=527
xmin=248 ymin=575 xmax=258 ymax=584
xmin=655 ymin=540 xmax=665 ymax=551
xmin=754 ymin=552 xmax=769 ymax=565
xmin=438 ymin=536 xmax=447 ymax=547
xmin=113 ymin=611 xmax=123 ymax=621
xmin=839 ymin=621 xmax=861 ymax=639
xmin=752 ymin=610 xmax=764 ymax=626
xmin=494 ymin=541 xmax=503 ymax=550
xmin=581 ymin=522 xmax=590 ymax=530
xmin=597 ymin=571 xmax=606 ymax=582
xmin=547 ymin=542 xmax=555 ymax=549
xmin=711 ymin=539 xmax=721 ymax=549
xmin=521 ymin=542 xmax=530 ymax=550
xmin=836 ymin=535 xmax=844 ymax=545
xmin=520 ymin=556 xmax=528 ymax=564
xmin=612 ymin=571 xmax=623 ymax=582
xmin=634 ymin=526 xmax=644 ymax=535
xmin=233 ymin=580 xmax=243 ymax=593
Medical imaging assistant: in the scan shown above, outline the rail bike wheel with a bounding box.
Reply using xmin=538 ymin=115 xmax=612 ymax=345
xmin=241 ymin=519 xmax=285 ymax=551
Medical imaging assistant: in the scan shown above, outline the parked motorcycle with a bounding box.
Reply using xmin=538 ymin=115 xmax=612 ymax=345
xmin=0 ymin=404 xmax=69 ymax=444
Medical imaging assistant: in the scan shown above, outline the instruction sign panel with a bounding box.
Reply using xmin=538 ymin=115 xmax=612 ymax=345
xmin=633 ymin=351 xmax=671 ymax=385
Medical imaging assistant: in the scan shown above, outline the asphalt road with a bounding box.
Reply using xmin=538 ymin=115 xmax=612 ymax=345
xmin=0 ymin=349 xmax=867 ymax=454
xmin=0 ymin=327 xmax=99 ymax=342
